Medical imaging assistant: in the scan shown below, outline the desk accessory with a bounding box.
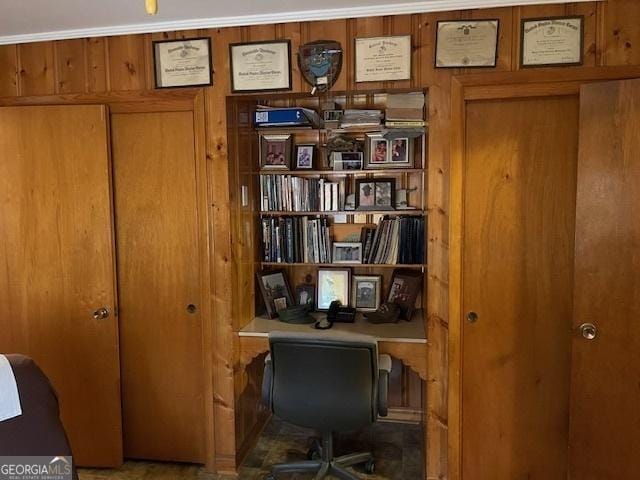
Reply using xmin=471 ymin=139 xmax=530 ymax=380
xmin=365 ymin=302 xmax=401 ymax=324
xmin=327 ymin=300 xmax=356 ymax=323
xmin=278 ymin=305 xmax=315 ymax=324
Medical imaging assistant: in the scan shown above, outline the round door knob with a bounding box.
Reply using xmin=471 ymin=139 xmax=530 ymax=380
xmin=466 ymin=311 xmax=479 ymax=324
xmin=579 ymin=323 xmax=597 ymax=340
xmin=93 ymin=307 xmax=110 ymax=320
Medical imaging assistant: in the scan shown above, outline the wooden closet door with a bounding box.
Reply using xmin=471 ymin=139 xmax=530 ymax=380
xmin=569 ymin=78 xmax=640 ymax=479
xmin=461 ymin=96 xmax=579 ymax=479
xmin=0 ymin=105 xmax=122 ymax=466
xmin=111 ymin=111 xmax=205 ymax=463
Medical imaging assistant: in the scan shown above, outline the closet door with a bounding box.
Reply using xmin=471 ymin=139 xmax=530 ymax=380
xmin=569 ymin=78 xmax=640 ymax=479
xmin=111 ymin=111 xmax=205 ymax=463
xmin=0 ymin=105 xmax=123 ymax=466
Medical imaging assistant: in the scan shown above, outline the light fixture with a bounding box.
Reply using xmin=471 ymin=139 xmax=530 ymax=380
xmin=145 ymin=0 xmax=158 ymax=15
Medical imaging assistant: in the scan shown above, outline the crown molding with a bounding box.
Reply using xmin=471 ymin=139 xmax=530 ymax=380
xmin=0 ymin=0 xmax=592 ymax=45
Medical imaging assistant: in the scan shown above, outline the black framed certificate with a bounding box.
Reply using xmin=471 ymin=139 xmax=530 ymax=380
xmin=435 ymin=20 xmax=499 ymax=68
xmin=153 ymin=38 xmax=212 ymax=89
xmin=520 ymin=16 xmax=583 ymax=67
xmin=355 ymin=35 xmax=412 ymax=82
xmin=229 ymin=40 xmax=292 ymax=93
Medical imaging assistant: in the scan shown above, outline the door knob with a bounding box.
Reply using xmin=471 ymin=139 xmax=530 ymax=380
xmin=93 ymin=307 xmax=110 ymax=320
xmin=466 ymin=311 xmax=479 ymax=324
xmin=578 ymin=323 xmax=597 ymax=340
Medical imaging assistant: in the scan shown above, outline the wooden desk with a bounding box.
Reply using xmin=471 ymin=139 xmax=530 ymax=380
xmin=238 ymin=311 xmax=427 ymax=381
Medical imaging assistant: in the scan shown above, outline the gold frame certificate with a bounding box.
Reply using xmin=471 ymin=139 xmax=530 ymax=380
xmin=435 ymin=20 xmax=499 ymax=68
xmin=153 ymin=38 xmax=212 ymax=88
xmin=521 ymin=16 xmax=583 ymax=67
xmin=355 ymin=35 xmax=412 ymax=82
xmin=229 ymin=40 xmax=292 ymax=92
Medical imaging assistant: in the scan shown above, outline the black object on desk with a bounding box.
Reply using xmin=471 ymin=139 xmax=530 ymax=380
xmin=326 ymin=300 xmax=356 ymax=323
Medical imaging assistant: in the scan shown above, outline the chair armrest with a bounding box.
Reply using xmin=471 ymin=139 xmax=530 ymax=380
xmin=261 ymin=354 xmax=273 ymax=409
xmin=377 ymin=354 xmax=391 ymax=417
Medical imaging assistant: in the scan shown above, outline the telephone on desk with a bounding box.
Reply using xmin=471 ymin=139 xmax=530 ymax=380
xmin=314 ymin=300 xmax=356 ymax=330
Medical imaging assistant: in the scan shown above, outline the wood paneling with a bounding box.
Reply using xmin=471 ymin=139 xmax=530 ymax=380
xmin=55 ymin=39 xmax=86 ymax=93
xmin=107 ymin=35 xmax=147 ymax=91
xmin=111 ymin=111 xmax=205 ymax=463
xmin=0 ymin=105 xmax=122 ymax=467
xmin=568 ymin=78 xmax=640 ymax=479
xmin=18 ymin=42 xmax=56 ymax=95
xmin=0 ymin=45 xmax=18 ymax=96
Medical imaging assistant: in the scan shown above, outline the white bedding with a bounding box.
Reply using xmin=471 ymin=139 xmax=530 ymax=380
xmin=0 ymin=354 xmax=22 ymax=422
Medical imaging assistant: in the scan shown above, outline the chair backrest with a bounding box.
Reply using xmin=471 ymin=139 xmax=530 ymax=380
xmin=268 ymin=331 xmax=379 ymax=432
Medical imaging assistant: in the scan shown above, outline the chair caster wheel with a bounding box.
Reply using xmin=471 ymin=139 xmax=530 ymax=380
xmin=307 ymin=448 xmax=321 ymax=460
xmin=264 ymin=474 xmax=276 ymax=480
xmin=364 ymin=459 xmax=375 ymax=474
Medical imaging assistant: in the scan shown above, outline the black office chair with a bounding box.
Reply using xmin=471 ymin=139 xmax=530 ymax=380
xmin=261 ymin=331 xmax=392 ymax=479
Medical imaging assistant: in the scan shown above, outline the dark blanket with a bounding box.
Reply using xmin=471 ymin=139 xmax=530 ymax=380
xmin=0 ymin=354 xmax=78 ymax=479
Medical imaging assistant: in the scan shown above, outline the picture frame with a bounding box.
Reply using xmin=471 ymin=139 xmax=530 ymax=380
xmin=295 ymin=144 xmax=315 ymax=170
xmin=295 ymin=284 xmax=315 ymax=308
xmin=351 ymin=275 xmax=382 ymax=312
xmin=331 ymin=151 xmax=363 ymax=171
xmin=435 ymin=20 xmax=499 ymax=68
xmin=229 ymin=40 xmax=292 ymax=93
xmin=520 ymin=16 xmax=584 ymax=68
xmin=317 ymin=268 xmax=351 ymax=311
xmin=260 ymin=134 xmax=292 ymax=170
xmin=364 ymin=133 xmax=413 ymax=169
xmin=256 ymin=269 xmax=294 ymax=318
xmin=387 ymin=269 xmax=422 ymax=320
xmin=355 ymin=35 xmax=412 ymax=83
xmin=355 ymin=178 xmax=396 ymax=211
xmin=153 ymin=37 xmax=213 ymax=89
xmin=323 ymin=110 xmax=343 ymax=126
xmin=332 ymin=242 xmax=363 ymax=264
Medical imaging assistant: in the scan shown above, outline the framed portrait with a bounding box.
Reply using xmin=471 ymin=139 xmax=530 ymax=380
xmin=260 ymin=134 xmax=292 ymax=170
xmin=435 ymin=20 xmax=499 ymax=68
xmin=296 ymin=284 xmax=315 ymax=308
xmin=332 ymin=242 xmax=363 ymax=264
xmin=355 ymin=178 xmax=396 ymax=210
xmin=153 ymin=37 xmax=213 ymax=89
xmin=229 ymin=40 xmax=292 ymax=93
xmin=520 ymin=16 xmax=583 ymax=67
xmin=332 ymin=151 xmax=363 ymax=171
xmin=365 ymin=133 xmax=413 ymax=169
xmin=387 ymin=269 xmax=422 ymax=320
xmin=351 ymin=275 xmax=382 ymax=312
xmin=257 ymin=269 xmax=294 ymax=318
xmin=295 ymin=144 xmax=315 ymax=169
xmin=317 ymin=268 xmax=351 ymax=311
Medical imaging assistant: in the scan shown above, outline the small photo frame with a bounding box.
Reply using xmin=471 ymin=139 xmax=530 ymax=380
xmin=295 ymin=144 xmax=315 ymax=169
xmin=355 ymin=178 xmax=396 ymax=210
xmin=365 ymin=133 xmax=413 ymax=169
xmin=153 ymin=37 xmax=213 ymax=89
xmin=351 ymin=275 xmax=382 ymax=312
xmin=323 ymin=110 xmax=343 ymax=124
xmin=317 ymin=268 xmax=351 ymax=311
xmin=296 ymin=284 xmax=315 ymax=308
xmin=257 ymin=269 xmax=294 ymax=318
xmin=260 ymin=134 xmax=292 ymax=170
xmin=332 ymin=151 xmax=363 ymax=171
xmin=387 ymin=269 xmax=422 ymax=320
xmin=332 ymin=242 xmax=363 ymax=264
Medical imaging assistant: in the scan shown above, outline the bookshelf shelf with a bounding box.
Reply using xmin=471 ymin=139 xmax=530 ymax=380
xmin=254 ymin=168 xmax=426 ymax=176
xmin=255 ymin=125 xmax=429 ymax=135
xmin=258 ymin=210 xmax=425 ymax=217
xmin=261 ymin=262 xmax=426 ymax=269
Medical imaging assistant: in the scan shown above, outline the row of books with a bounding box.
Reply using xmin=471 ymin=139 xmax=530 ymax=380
xmin=261 ymin=216 xmax=332 ymax=264
xmin=260 ymin=175 xmax=344 ymax=212
xmin=361 ymin=216 xmax=425 ymax=264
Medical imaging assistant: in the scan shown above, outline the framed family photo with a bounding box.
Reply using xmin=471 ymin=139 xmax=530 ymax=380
xmin=355 ymin=178 xmax=395 ymax=210
xmin=365 ymin=133 xmax=412 ymax=169
xmin=295 ymin=144 xmax=315 ymax=169
xmin=260 ymin=134 xmax=292 ymax=170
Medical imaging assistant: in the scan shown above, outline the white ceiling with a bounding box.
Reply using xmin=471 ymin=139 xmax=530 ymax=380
xmin=0 ymin=0 xmax=591 ymax=45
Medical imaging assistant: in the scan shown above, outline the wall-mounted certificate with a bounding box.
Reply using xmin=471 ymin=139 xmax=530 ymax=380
xmin=435 ymin=20 xmax=499 ymax=68
xmin=153 ymin=38 xmax=212 ymax=89
xmin=521 ymin=16 xmax=583 ymax=67
xmin=229 ymin=40 xmax=291 ymax=93
xmin=355 ymin=35 xmax=411 ymax=82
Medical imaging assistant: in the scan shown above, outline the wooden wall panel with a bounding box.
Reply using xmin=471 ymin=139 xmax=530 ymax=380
xmin=107 ymin=35 xmax=148 ymax=91
xmin=18 ymin=41 xmax=56 ymax=96
xmin=86 ymin=38 xmax=108 ymax=92
xmin=601 ymin=0 xmax=640 ymax=66
xmin=55 ymin=39 xmax=87 ymax=93
xmin=467 ymin=7 xmax=514 ymax=72
xmin=0 ymin=45 xmax=18 ymax=96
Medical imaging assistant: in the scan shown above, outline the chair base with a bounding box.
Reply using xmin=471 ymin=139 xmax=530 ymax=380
xmin=265 ymin=432 xmax=374 ymax=480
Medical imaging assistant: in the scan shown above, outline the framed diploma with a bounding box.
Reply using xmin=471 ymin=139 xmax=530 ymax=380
xmin=153 ymin=38 xmax=212 ymax=89
xmin=435 ymin=20 xmax=499 ymax=68
xmin=520 ymin=16 xmax=583 ymax=67
xmin=355 ymin=35 xmax=412 ymax=82
xmin=229 ymin=40 xmax=292 ymax=93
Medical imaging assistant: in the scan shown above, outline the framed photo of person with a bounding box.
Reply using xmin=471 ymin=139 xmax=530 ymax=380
xmin=256 ymin=269 xmax=294 ymax=318
xmin=229 ymin=40 xmax=292 ymax=93
xmin=331 ymin=151 xmax=363 ymax=171
xmin=153 ymin=37 xmax=213 ymax=88
xmin=351 ymin=275 xmax=382 ymax=312
xmin=260 ymin=134 xmax=292 ymax=170
xmin=332 ymin=242 xmax=363 ymax=264
xmin=435 ymin=20 xmax=499 ymax=68
xmin=365 ymin=133 xmax=413 ymax=169
xmin=317 ymin=268 xmax=351 ymax=311
xmin=296 ymin=284 xmax=315 ymax=308
xmin=387 ymin=269 xmax=422 ymax=320
xmin=355 ymin=178 xmax=396 ymax=210
xmin=295 ymin=144 xmax=315 ymax=169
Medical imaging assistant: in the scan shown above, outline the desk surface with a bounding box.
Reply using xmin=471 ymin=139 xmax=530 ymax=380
xmin=239 ymin=310 xmax=427 ymax=344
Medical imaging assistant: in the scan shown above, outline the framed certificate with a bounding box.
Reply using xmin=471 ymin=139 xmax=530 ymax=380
xmin=229 ymin=40 xmax=291 ymax=93
xmin=153 ymin=38 xmax=212 ymax=89
xmin=520 ymin=16 xmax=583 ymax=67
xmin=435 ymin=20 xmax=499 ymax=68
xmin=355 ymin=35 xmax=411 ymax=82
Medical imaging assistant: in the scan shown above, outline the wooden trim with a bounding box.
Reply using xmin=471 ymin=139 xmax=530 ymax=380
xmin=447 ymin=66 xmax=640 ymax=480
